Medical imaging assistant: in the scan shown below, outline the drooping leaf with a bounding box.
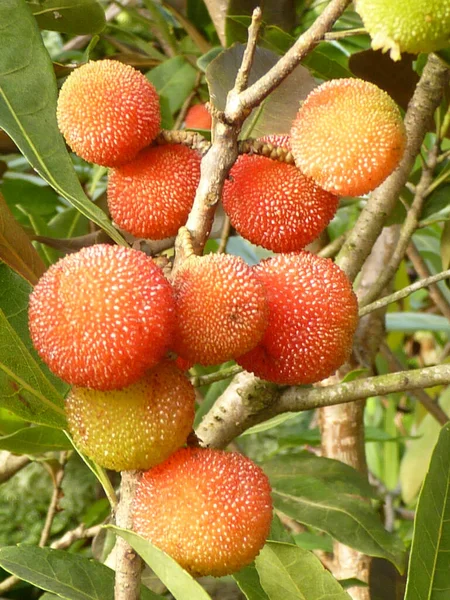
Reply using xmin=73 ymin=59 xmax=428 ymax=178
xmin=255 ymin=541 xmax=352 ymax=600
xmin=0 ymin=425 xmax=71 ymax=454
xmin=0 ymin=192 xmax=46 ymax=284
xmin=264 ymin=455 xmax=406 ymax=572
xmin=29 ymin=0 xmax=106 ymax=34
xmin=0 ymin=545 xmax=163 ymax=600
xmin=109 ymin=526 xmax=213 ymax=600
xmin=404 ymin=422 xmax=450 ymax=600
xmin=206 ymin=44 xmax=316 ymax=138
xmin=0 ymin=0 xmax=126 ymax=246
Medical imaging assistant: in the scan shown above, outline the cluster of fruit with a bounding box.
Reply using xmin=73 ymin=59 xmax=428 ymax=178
xmin=27 ymin=58 xmax=406 ymax=576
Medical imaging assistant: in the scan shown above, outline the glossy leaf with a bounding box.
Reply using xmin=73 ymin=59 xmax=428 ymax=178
xmin=0 ymin=192 xmax=46 ymax=284
xmin=264 ymin=455 xmax=406 ymax=571
xmin=206 ymin=44 xmax=316 ymax=138
xmin=0 ymin=425 xmax=71 ymax=454
xmin=0 ymin=0 xmax=126 ymax=246
xmin=404 ymin=422 xmax=450 ymax=600
xmin=109 ymin=526 xmax=213 ymax=600
xmin=255 ymin=542 xmax=352 ymax=600
xmin=30 ymin=0 xmax=106 ymax=34
xmin=0 ymin=545 xmax=162 ymax=599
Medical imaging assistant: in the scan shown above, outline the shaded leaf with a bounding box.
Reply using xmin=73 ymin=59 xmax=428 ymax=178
xmin=0 ymin=192 xmax=46 ymax=284
xmin=234 ymin=564 xmax=269 ymax=600
xmin=0 ymin=545 xmax=162 ymax=599
xmin=206 ymin=44 xmax=316 ymax=138
xmin=404 ymin=422 xmax=450 ymax=600
xmin=109 ymin=526 xmax=213 ymax=600
xmin=0 ymin=0 xmax=126 ymax=246
xmin=146 ymin=56 xmax=197 ymax=115
xmin=225 ymin=0 xmax=296 ymax=46
xmin=0 ymin=425 xmax=71 ymax=454
xmin=386 ymin=312 xmax=450 ymax=334
xmin=302 ymin=43 xmax=352 ymax=80
xmin=29 ymin=0 xmax=106 ymax=34
xmin=255 ymin=541 xmax=352 ymax=600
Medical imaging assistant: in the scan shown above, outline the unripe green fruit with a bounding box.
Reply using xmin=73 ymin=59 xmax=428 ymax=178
xmin=66 ymin=361 xmax=195 ymax=471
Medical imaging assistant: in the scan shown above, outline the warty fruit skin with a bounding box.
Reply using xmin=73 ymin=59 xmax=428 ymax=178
xmin=237 ymin=252 xmax=359 ymax=385
xmin=172 ymin=252 xmax=269 ymax=366
xmin=65 ymin=361 xmax=195 ymax=472
xmin=222 ymin=135 xmax=339 ymax=252
xmin=356 ymin=0 xmax=450 ymax=61
xmin=290 ymin=78 xmax=406 ymax=197
xmin=56 ymin=60 xmax=161 ymax=167
xmin=184 ymin=103 xmax=212 ymax=130
xmin=107 ymin=144 xmax=201 ymax=239
xmin=132 ymin=447 xmax=273 ymax=577
xmin=28 ymin=244 xmax=175 ymax=390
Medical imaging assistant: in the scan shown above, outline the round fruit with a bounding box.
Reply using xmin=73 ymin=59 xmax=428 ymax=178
xmin=172 ymin=253 xmax=268 ymax=365
xmin=184 ymin=103 xmax=212 ymax=130
xmin=28 ymin=244 xmax=175 ymax=390
xmin=107 ymin=144 xmax=201 ymax=239
xmin=237 ymin=252 xmax=358 ymax=385
xmin=66 ymin=361 xmax=195 ymax=471
xmin=356 ymin=0 xmax=450 ymax=60
xmin=290 ymin=78 xmax=406 ymax=197
xmin=57 ymin=60 xmax=161 ymax=167
xmin=222 ymin=135 xmax=339 ymax=252
xmin=132 ymin=447 xmax=272 ymax=576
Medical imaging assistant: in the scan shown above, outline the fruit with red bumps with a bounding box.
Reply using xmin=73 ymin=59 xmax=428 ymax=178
xmin=65 ymin=361 xmax=195 ymax=471
xmin=107 ymin=144 xmax=201 ymax=239
xmin=238 ymin=252 xmax=358 ymax=385
xmin=28 ymin=244 xmax=175 ymax=390
xmin=57 ymin=60 xmax=161 ymax=167
xmin=290 ymin=78 xmax=406 ymax=197
xmin=132 ymin=447 xmax=272 ymax=576
xmin=184 ymin=103 xmax=212 ymax=130
xmin=172 ymin=253 xmax=268 ymax=365
xmin=222 ymin=135 xmax=339 ymax=252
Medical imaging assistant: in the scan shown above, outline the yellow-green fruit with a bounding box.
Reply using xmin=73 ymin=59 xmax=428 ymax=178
xmin=65 ymin=361 xmax=195 ymax=472
xmin=356 ymin=0 xmax=450 ymax=61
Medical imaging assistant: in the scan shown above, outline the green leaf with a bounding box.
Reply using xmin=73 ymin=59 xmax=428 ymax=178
xmin=404 ymin=422 xmax=450 ymax=600
xmin=302 ymin=43 xmax=352 ymax=80
xmin=233 ymin=564 xmax=269 ymax=600
xmin=109 ymin=526 xmax=213 ymax=600
xmin=441 ymin=219 xmax=450 ymax=271
xmin=240 ymin=412 xmax=298 ymax=436
xmin=0 ymin=425 xmax=71 ymax=454
xmin=264 ymin=455 xmax=406 ymax=572
xmin=386 ymin=313 xmax=450 ymax=335
xmin=0 ymin=545 xmax=162 ymax=600
xmin=29 ymin=0 xmax=106 ymax=34
xmin=0 ymin=0 xmax=126 ymax=246
xmin=255 ymin=541 xmax=352 ymax=600
xmin=206 ymin=44 xmax=316 ymax=138
xmin=146 ymin=56 xmax=197 ymax=115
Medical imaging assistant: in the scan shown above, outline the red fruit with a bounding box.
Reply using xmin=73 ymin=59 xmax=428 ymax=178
xmin=66 ymin=361 xmax=195 ymax=471
xmin=28 ymin=244 xmax=175 ymax=390
xmin=107 ymin=144 xmax=201 ymax=239
xmin=222 ymin=135 xmax=339 ymax=252
xmin=57 ymin=60 xmax=161 ymax=167
xmin=132 ymin=447 xmax=273 ymax=576
xmin=184 ymin=103 xmax=212 ymax=130
xmin=238 ymin=252 xmax=358 ymax=385
xmin=172 ymin=253 xmax=268 ymax=365
xmin=290 ymin=78 xmax=406 ymax=196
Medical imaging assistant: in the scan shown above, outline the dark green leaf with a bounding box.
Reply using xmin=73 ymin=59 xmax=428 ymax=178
xmin=29 ymin=0 xmax=106 ymax=34
xmin=225 ymin=0 xmax=296 ymax=46
xmin=109 ymin=526 xmax=213 ymax=600
xmin=0 ymin=425 xmax=71 ymax=454
xmin=0 ymin=0 xmax=126 ymax=246
xmin=0 ymin=545 xmax=163 ymax=599
xmin=234 ymin=564 xmax=269 ymax=600
xmin=146 ymin=56 xmax=197 ymax=115
xmin=255 ymin=541 xmax=352 ymax=600
xmin=302 ymin=43 xmax=352 ymax=79
xmin=404 ymin=422 xmax=450 ymax=600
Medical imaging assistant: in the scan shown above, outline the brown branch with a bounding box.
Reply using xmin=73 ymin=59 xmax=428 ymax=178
xmin=234 ymin=8 xmax=263 ymax=94
xmin=50 ymin=524 xmax=101 ymax=550
xmin=39 ymin=452 xmax=68 ymax=547
xmin=0 ymin=451 xmax=29 ymax=483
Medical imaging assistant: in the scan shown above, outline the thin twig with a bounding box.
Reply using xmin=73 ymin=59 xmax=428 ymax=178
xmin=191 ymin=364 xmax=242 ymax=387
xmin=217 ymin=215 xmax=231 ymax=253
xmin=234 ymin=8 xmax=263 ymax=94
xmin=173 ymin=72 xmax=203 ymax=130
xmin=50 ymin=524 xmax=102 ymax=550
xmin=39 ymin=452 xmax=69 ymax=547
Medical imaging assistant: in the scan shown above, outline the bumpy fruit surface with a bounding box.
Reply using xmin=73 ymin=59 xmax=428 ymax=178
xmin=290 ymin=79 xmax=406 ymax=197
xmin=356 ymin=0 xmax=450 ymax=60
xmin=172 ymin=253 xmax=268 ymax=365
xmin=28 ymin=244 xmax=175 ymax=390
xmin=132 ymin=447 xmax=272 ymax=576
xmin=238 ymin=252 xmax=358 ymax=385
xmin=57 ymin=60 xmax=161 ymax=167
xmin=66 ymin=361 xmax=195 ymax=471
xmin=107 ymin=144 xmax=201 ymax=239
xmin=185 ymin=103 xmax=212 ymax=130
xmin=222 ymin=135 xmax=339 ymax=252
